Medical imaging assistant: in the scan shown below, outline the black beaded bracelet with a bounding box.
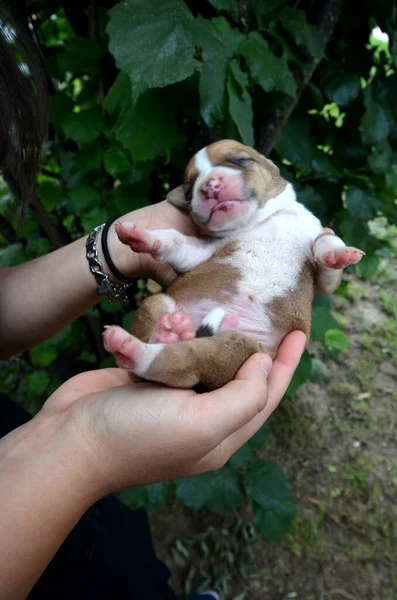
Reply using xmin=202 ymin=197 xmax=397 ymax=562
xmin=101 ymin=216 xmax=135 ymax=284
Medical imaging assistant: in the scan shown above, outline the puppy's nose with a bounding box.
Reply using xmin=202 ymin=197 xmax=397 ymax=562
xmin=201 ymin=177 xmax=222 ymax=199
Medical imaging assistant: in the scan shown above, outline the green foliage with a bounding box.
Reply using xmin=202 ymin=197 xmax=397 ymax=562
xmin=1 ymin=0 xmax=397 ymax=543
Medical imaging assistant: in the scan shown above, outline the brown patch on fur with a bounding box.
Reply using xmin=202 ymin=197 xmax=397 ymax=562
xmin=168 ymin=242 xmax=241 ymax=305
xmin=266 ymin=258 xmax=315 ymax=348
xmin=204 ymin=140 xmax=287 ymax=207
xmin=248 ymin=295 xmax=254 ymax=301
xmin=146 ymin=331 xmax=261 ymax=389
xmin=130 ymin=293 xmax=174 ymax=343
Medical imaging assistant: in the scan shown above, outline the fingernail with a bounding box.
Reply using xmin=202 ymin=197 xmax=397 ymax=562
xmin=261 ymin=356 xmax=272 ymax=376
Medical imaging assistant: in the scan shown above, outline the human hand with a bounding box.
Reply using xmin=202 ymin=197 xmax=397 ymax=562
xmin=102 ymin=200 xmax=195 ymax=287
xmin=39 ymin=330 xmax=306 ymax=501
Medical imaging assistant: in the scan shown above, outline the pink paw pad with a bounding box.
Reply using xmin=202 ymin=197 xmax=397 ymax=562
xmin=115 ymin=222 xmax=160 ymax=255
xmin=324 ymin=247 xmax=364 ymax=269
xmin=103 ymin=325 xmax=142 ymax=370
xmin=154 ymin=311 xmax=195 ymax=343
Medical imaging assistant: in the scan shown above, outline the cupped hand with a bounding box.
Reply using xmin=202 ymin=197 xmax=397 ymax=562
xmin=42 ymin=330 xmax=306 ymax=500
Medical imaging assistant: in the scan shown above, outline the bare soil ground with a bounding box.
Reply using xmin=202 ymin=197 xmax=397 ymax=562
xmin=151 ymin=228 xmax=397 ymax=600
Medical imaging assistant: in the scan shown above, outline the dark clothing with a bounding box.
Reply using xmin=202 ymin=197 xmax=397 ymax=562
xmin=0 ymin=394 xmax=178 ymax=600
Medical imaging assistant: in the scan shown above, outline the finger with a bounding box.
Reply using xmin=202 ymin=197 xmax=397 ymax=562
xmin=267 ymin=330 xmax=307 ymax=410
xmin=193 ymin=330 xmax=307 ymax=470
xmin=193 ymin=353 xmax=271 ymax=445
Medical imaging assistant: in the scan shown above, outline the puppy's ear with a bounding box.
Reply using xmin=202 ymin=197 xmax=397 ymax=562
xmin=166 ymin=185 xmax=188 ymax=210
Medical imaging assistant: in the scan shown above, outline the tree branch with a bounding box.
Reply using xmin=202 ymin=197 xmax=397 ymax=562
xmin=256 ymin=0 xmax=344 ymax=157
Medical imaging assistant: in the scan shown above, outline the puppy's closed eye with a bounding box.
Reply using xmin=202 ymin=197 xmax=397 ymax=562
xmin=227 ymin=156 xmax=253 ymax=168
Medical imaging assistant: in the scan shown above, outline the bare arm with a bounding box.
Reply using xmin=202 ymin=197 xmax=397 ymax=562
xmin=0 ymin=201 xmax=196 ymax=358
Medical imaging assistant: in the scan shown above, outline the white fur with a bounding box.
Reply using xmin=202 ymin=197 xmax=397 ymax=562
xmin=220 ymin=200 xmax=323 ymax=307
xmin=313 ymin=234 xmax=346 ymax=260
xmin=200 ymin=307 xmax=226 ymax=332
xmin=134 ymin=341 xmax=165 ymax=377
xmin=145 ymin=228 xmax=223 ymax=272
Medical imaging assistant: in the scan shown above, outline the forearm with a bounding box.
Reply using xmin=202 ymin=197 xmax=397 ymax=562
xmin=0 ymin=412 xmax=99 ymax=600
xmin=0 ymin=235 xmax=101 ymax=358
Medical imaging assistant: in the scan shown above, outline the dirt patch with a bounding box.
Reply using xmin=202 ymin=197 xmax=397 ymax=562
xmin=150 ymin=250 xmax=397 ymax=599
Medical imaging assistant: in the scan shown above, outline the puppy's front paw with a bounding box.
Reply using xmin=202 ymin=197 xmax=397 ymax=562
xmin=316 ymin=246 xmax=365 ymax=269
xmin=115 ymin=222 xmax=161 ymax=256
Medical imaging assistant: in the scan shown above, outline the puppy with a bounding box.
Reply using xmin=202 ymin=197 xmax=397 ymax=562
xmin=103 ymin=140 xmax=363 ymax=389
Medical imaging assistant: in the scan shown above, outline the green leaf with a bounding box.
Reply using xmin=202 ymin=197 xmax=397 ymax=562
xmin=107 ymin=0 xmax=197 ymax=103
xmin=211 ymin=17 xmax=245 ymax=56
xmin=229 ymin=443 xmax=256 ymax=470
xmin=358 ymin=254 xmax=380 ymax=279
xmin=239 ymin=32 xmax=296 ymax=97
xmin=28 ymin=371 xmax=50 ymax=396
xmin=311 ymin=306 xmax=339 ymax=343
xmin=176 ymin=467 xmax=245 ymax=513
xmin=50 ymin=93 xmax=74 ymax=135
xmin=361 ymin=82 xmax=392 ymax=146
xmin=321 ymin=70 xmax=361 ymax=106
xmin=81 ymin=207 xmax=110 ymax=233
xmin=345 ymin=186 xmax=380 ymax=221
xmin=122 ymin=310 xmax=136 ymax=330
xmin=199 ymin=55 xmax=228 ymax=126
xmin=72 ymin=144 xmax=104 ymax=173
xmin=145 ymin=482 xmax=170 ymax=511
xmin=367 ymin=142 xmax=394 ymax=173
xmin=248 ymin=0 xmax=289 ymax=26
xmin=26 ymin=237 xmax=52 ymax=257
xmin=253 ymin=499 xmax=296 ymax=541
xmin=104 ymin=71 xmax=132 ymax=117
xmin=243 ymin=461 xmax=295 ymax=537
xmin=227 ymin=62 xmax=254 ymax=146
xmin=112 ymin=188 xmax=149 ymax=214
xmin=114 ymin=89 xmax=185 ymax=162
xmin=104 ymin=147 xmax=130 ymax=177
xmin=62 ymin=109 xmax=105 ymax=145
xmin=325 ymin=329 xmax=349 ymax=351
xmin=69 ymin=186 xmax=101 ymax=214
xmin=208 ymin=0 xmax=238 ymax=19
xmin=0 ymin=243 xmax=28 ymax=267
xmin=57 ymin=37 xmax=104 ymax=74
xmin=175 ymin=472 xmax=215 ymax=510
xmin=37 ymin=182 xmax=65 ymax=213
xmin=276 ymin=116 xmax=314 ymax=171
xmin=247 ymin=422 xmax=271 ymax=451
xmin=119 ymin=486 xmax=147 ymax=509
xmin=278 ymin=7 xmax=324 ymax=58
xmin=286 ymin=350 xmax=312 ymax=396
xmin=29 ymin=346 xmax=58 ymax=368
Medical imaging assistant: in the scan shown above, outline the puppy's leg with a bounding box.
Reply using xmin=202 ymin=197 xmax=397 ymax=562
xmin=103 ymin=328 xmax=261 ymax=389
xmin=313 ymin=232 xmax=364 ymax=294
xmin=129 ymin=293 xmax=195 ymax=344
xmin=116 ymin=223 xmax=221 ymax=273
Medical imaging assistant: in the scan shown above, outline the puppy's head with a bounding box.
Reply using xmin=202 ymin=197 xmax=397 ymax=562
xmin=167 ymin=139 xmax=287 ymax=234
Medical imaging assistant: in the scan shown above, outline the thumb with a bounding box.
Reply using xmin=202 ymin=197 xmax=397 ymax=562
xmin=199 ymin=353 xmax=272 ymax=445
xmin=147 ymin=260 xmax=178 ymax=288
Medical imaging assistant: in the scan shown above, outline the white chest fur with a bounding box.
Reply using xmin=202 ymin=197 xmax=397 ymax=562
xmin=219 ymin=202 xmax=322 ymax=306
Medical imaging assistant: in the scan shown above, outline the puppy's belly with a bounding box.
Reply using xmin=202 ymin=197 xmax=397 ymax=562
xmin=177 ymin=294 xmax=283 ymax=351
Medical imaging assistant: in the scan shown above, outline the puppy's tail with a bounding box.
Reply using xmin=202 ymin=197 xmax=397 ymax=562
xmin=196 ymin=308 xmax=225 ymax=338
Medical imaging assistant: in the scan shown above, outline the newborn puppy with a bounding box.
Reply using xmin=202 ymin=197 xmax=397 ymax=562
xmin=104 ymin=140 xmax=363 ymax=389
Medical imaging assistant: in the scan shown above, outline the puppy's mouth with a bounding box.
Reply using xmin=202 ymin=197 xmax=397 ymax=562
xmin=210 ymin=199 xmax=245 ymax=217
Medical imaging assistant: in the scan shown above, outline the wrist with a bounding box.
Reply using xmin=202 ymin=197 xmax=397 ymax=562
xmin=0 ymin=406 xmax=102 ymax=509
xmin=97 ymin=220 xmax=137 ymax=283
